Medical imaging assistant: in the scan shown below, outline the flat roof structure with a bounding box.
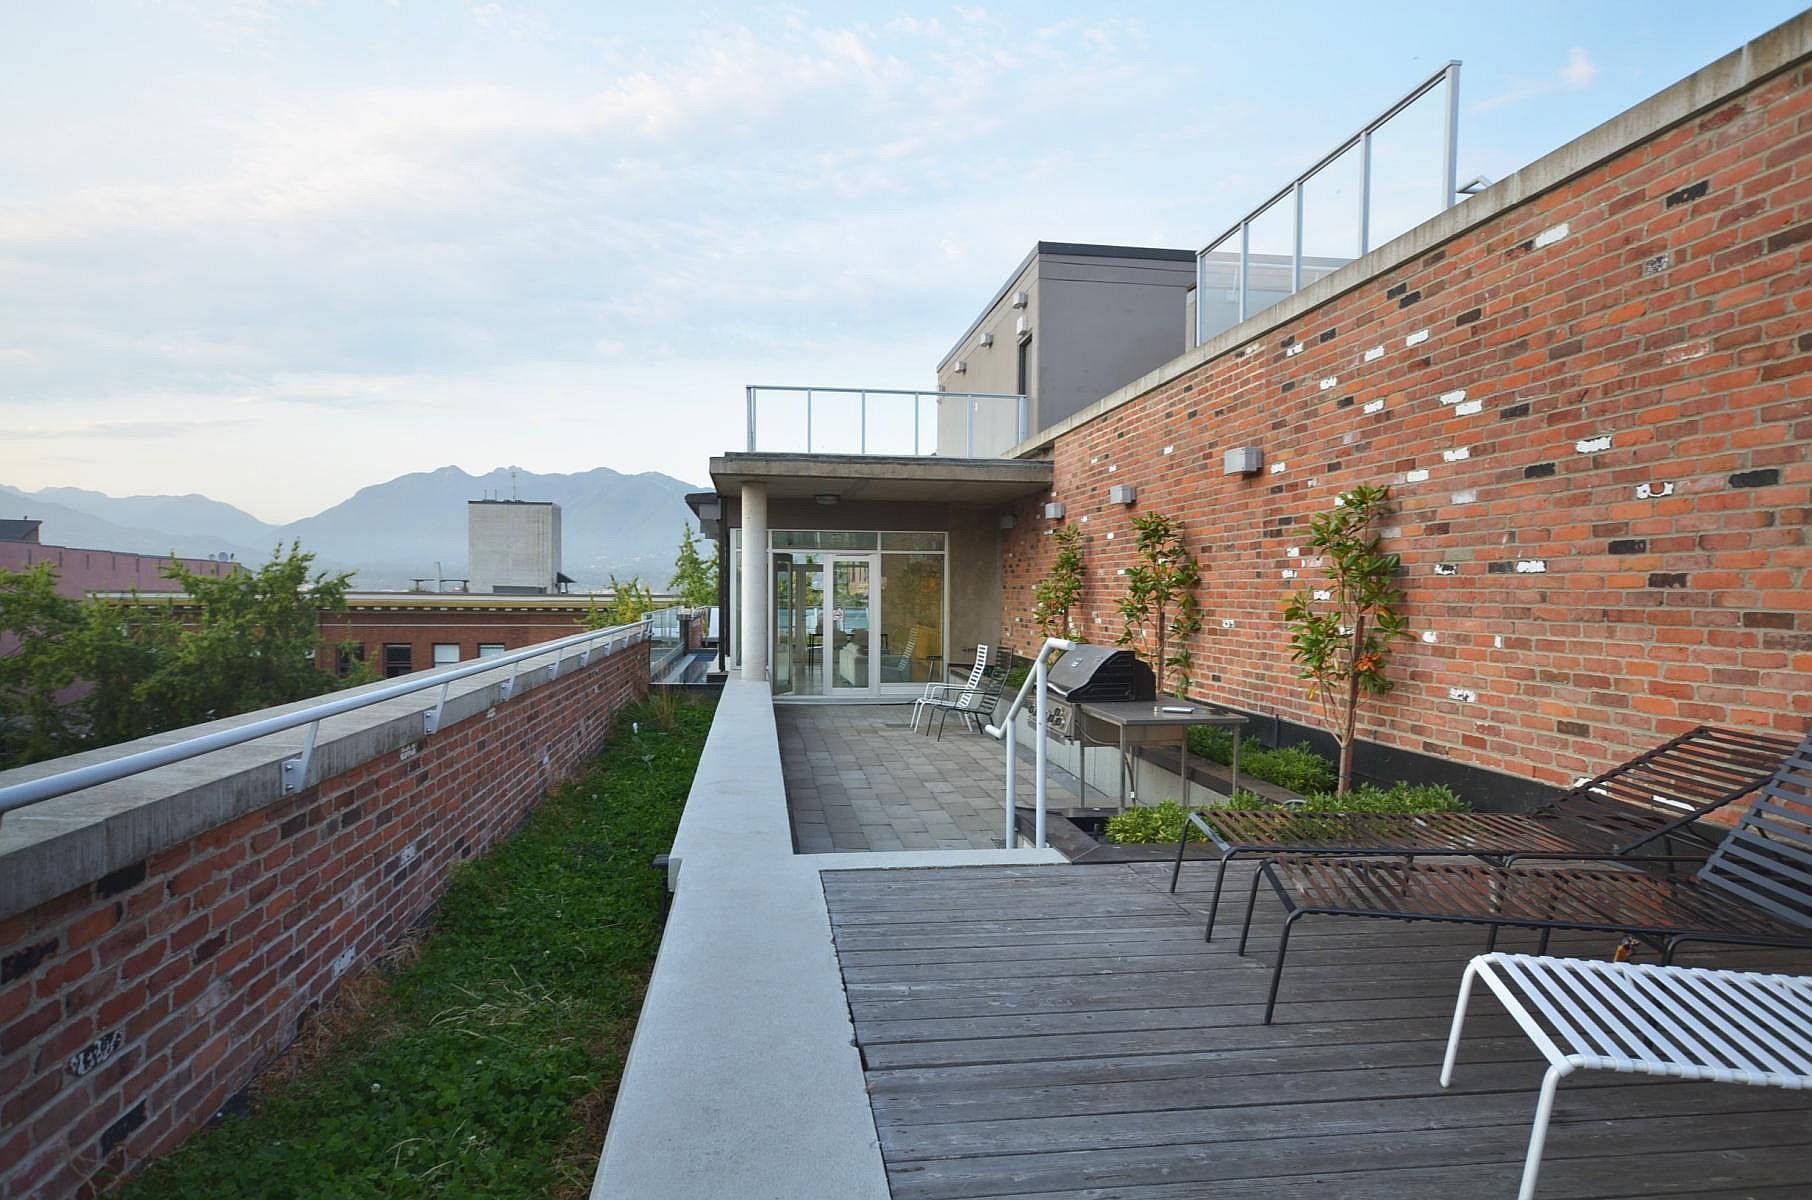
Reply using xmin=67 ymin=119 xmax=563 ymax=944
xmin=708 ymin=452 xmax=1053 ymax=505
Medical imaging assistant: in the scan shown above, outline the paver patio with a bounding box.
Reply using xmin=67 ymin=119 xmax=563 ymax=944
xmin=780 ymin=704 xmax=1083 ymax=853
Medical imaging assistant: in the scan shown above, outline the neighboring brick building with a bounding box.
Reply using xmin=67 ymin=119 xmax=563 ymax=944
xmin=998 ymin=34 xmax=1812 ymax=797
xmin=0 ymin=529 xmax=238 ymax=597
xmin=315 ymin=593 xmax=607 ymax=678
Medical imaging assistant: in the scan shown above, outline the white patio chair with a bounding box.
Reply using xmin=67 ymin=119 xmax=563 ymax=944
xmin=909 ymin=644 xmax=988 ymax=733
xmin=1440 ymin=952 xmax=1812 ymax=1200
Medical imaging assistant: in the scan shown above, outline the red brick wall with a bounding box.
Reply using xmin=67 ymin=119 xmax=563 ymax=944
xmin=1002 ymin=63 xmax=1812 ymax=787
xmin=0 ymin=646 xmax=647 ymax=1198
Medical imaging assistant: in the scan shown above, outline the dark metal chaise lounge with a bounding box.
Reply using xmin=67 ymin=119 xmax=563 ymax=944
xmin=1234 ymin=726 xmax=1812 ymax=1021
xmin=1172 ymin=725 xmax=1800 ymax=939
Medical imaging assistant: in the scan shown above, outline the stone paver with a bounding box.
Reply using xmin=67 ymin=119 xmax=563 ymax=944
xmin=778 ymin=704 xmax=1083 ymax=853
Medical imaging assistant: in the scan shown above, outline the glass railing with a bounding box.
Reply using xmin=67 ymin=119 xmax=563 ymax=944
xmin=744 ymin=385 xmax=1028 ymax=458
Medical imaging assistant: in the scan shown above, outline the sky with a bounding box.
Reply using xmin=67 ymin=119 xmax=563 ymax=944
xmin=1 ymin=1 xmax=1804 ymax=523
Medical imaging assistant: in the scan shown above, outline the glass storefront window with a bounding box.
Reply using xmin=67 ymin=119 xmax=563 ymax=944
xmin=880 ymin=532 xmax=946 ymax=551
xmin=879 ymin=553 xmax=944 ymax=685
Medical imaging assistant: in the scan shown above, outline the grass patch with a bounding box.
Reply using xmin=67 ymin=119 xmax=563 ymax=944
xmin=122 ymin=694 xmax=716 ymax=1200
xmin=1105 ymin=781 xmax=1467 ymax=844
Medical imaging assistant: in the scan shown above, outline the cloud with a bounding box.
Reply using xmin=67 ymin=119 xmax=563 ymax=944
xmin=1475 ymin=47 xmax=1599 ymax=112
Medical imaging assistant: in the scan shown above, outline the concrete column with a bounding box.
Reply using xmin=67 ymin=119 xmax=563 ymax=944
xmin=739 ymin=481 xmax=769 ymax=683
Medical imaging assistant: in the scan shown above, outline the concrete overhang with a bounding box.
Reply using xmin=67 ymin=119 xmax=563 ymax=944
xmin=708 ymin=453 xmax=1053 ymax=505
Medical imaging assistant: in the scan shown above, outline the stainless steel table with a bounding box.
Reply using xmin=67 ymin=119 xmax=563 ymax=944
xmin=1076 ymin=701 xmax=1248 ymax=810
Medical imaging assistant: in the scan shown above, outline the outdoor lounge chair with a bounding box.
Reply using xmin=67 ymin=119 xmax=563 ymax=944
xmin=1235 ymin=726 xmax=1812 ymax=1022
xmin=1440 ymin=953 xmax=1812 ymax=1200
xmin=921 ymin=661 xmax=1009 ymax=740
xmin=1174 ymin=725 xmax=1800 ymax=940
xmin=908 ymin=644 xmax=988 ymax=733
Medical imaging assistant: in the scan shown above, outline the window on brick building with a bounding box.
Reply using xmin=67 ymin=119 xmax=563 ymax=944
xmin=335 ymin=642 xmax=366 ymax=677
xmin=477 ymin=643 xmax=506 ymax=658
xmin=382 ymin=644 xmax=413 ymax=677
xmin=432 ymin=643 xmax=460 ymax=667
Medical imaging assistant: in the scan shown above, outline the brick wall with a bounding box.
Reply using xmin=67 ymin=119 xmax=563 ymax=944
xmin=0 ymin=643 xmax=647 ymax=1198
xmin=1002 ymin=58 xmax=1812 ymax=789
xmin=314 ymin=606 xmax=593 ymax=675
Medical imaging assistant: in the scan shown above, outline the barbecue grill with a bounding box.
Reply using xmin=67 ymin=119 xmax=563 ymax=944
xmin=1042 ymin=645 xmax=1156 ymax=741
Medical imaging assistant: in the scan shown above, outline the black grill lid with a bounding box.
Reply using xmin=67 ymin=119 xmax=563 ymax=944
xmin=1045 ymin=645 xmax=1157 ymax=703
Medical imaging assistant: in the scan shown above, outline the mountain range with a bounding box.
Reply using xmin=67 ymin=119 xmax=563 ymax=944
xmin=1 ymin=466 xmax=704 ymax=590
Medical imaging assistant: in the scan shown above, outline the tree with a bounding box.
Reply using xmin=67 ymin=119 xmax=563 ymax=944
xmin=669 ymin=524 xmax=718 ymax=608
xmin=0 ymin=563 xmax=88 ymax=766
xmin=1282 ymin=485 xmax=1411 ymax=796
xmin=1032 ymin=523 xmax=1086 ymax=642
xmin=0 ymin=543 xmax=356 ymax=766
xmin=1115 ymin=513 xmax=1201 ymax=697
xmin=128 ymin=543 xmax=355 ymax=732
xmin=585 ymin=575 xmax=654 ymax=628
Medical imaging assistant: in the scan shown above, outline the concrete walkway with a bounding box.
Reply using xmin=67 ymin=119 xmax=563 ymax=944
xmin=590 ymin=681 xmax=1065 ymax=1200
xmin=779 ymin=703 xmax=1083 ymax=852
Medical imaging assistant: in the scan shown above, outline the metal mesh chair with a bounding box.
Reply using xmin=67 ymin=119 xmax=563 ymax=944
xmin=908 ymin=644 xmax=988 ymax=733
xmin=1175 ymin=726 xmax=1799 ymax=941
xmin=1235 ymin=727 xmax=1812 ymax=1022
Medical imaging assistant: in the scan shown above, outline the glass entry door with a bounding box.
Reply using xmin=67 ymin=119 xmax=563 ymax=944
xmin=772 ymin=553 xmax=825 ymax=697
xmin=827 ymin=555 xmax=874 ymax=694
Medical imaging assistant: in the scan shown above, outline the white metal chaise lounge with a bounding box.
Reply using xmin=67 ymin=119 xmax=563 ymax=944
xmin=1440 ymin=952 xmax=1812 ymax=1200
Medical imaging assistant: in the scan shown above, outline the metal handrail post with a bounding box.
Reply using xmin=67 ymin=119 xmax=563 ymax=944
xmin=746 ymin=386 xmax=757 ymax=451
xmin=1291 ymin=180 xmax=1304 ymax=293
xmin=1033 ymin=654 xmax=1049 ymax=848
xmin=1442 ymin=61 xmax=1462 ymax=211
xmin=1237 ymin=221 xmax=1250 ymax=322
xmin=859 ymin=390 xmax=867 ymax=454
xmin=1359 ymin=130 xmax=1373 ymax=254
xmin=986 ymin=637 xmax=1073 ymax=851
xmin=805 ymin=390 xmax=814 ymax=454
xmin=1004 ymin=715 xmax=1018 ymax=848
xmin=1017 ymin=393 xmax=1028 ymax=444
xmin=965 ymin=398 xmax=974 ymax=457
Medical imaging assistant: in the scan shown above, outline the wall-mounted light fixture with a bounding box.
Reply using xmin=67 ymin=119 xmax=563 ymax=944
xmin=1108 ymin=484 xmax=1136 ymax=505
xmin=1224 ymin=446 xmax=1263 ymax=476
xmin=1010 ymin=290 xmax=1029 ymax=309
xmin=978 ymin=332 xmax=994 ymax=348
xmin=998 ymin=513 xmax=1015 ymax=530
xmin=1042 ymin=501 xmax=1065 ymax=520
xmin=953 ymin=359 xmax=968 ymax=374
xmin=1014 ymin=315 xmax=1030 ymax=337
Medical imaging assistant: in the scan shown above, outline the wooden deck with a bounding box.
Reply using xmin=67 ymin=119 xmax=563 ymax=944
xmin=824 ymin=862 xmax=1812 ymax=1200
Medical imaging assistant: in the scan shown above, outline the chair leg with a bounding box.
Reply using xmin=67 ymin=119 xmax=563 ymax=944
xmin=1516 ymin=1066 xmax=1567 ymax=1200
xmin=1169 ymin=823 xmax=1190 ymax=893
xmin=1204 ymin=852 xmax=1238 ymax=942
xmin=933 ymin=708 xmax=948 ymax=741
xmin=1439 ymin=956 xmax=1485 ymax=1088
xmin=1236 ymin=867 xmax=1268 ymax=954
xmin=1262 ymin=912 xmax=1300 ymax=1024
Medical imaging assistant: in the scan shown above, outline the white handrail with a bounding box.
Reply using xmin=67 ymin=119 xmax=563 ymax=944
xmin=0 ymin=618 xmax=649 ymax=819
xmin=984 ymin=637 xmax=1073 ymax=849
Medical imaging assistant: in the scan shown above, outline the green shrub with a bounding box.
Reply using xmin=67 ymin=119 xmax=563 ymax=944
xmin=1104 ymin=781 xmax=1466 ymax=843
xmin=1184 ymin=727 xmax=1337 ymax=797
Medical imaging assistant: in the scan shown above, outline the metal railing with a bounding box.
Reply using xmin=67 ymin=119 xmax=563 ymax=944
xmin=1196 ymin=61 xmax=1460 ymax=345
xmin=985 ymin=637 xmax=1073 ymax=849
xmin=0 ymin=619 xmax=649 ymax=820
xmin=744 ymin=385 xmax=1028 ymax=458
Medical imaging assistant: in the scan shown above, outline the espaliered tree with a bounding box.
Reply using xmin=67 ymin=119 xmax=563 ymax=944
xmin=1032 ymin=523 xmax=1086 ymax=642
xmin=1116 ymin=512 xmax=1201 ymax=697
xmin=1282 ymin=484 xmax=1410 ymax=796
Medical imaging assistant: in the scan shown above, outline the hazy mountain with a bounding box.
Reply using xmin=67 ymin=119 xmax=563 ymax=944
xmin=0 ymin=486 xmax=265 ymax=562
xmin=27 ymin=487 xmax=278 ymax=547
xmin=1 ymin=466 xmax=704 ymax=590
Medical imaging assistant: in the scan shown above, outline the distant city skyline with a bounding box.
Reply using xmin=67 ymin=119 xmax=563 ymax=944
xmin=2 ymin=1 xmax=1802 ymax=522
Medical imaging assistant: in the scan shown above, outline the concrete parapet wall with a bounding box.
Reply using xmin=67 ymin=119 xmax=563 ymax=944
xmin=0 ymin=637 xmax=649 ymax=1198
xmin=1002 ymin=16 xmax=1812 ymax=787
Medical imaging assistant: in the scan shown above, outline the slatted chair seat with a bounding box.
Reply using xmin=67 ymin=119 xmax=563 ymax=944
xmin=922 ymin=661 xmax=1009 ymax=741
xmin=1175 ymin=725 xmax=1799 ymax=941
xmin=1235 ymin=726 xmax=1812 ymax=1023
xmin=1440 ymin=953 xmax=1812 ymax=1200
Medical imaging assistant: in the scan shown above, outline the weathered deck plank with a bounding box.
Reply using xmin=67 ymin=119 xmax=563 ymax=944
xmin=826 ymin=863 xmax=1812 ymax=1200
